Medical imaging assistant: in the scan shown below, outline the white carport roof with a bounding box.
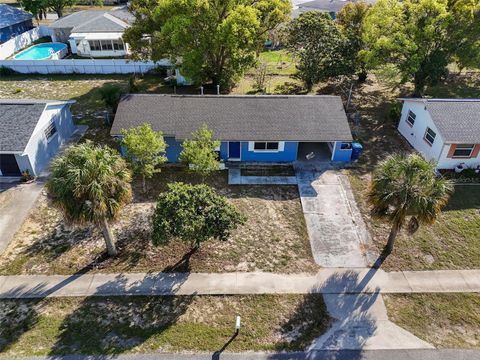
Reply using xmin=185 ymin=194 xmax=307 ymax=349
xmin=70 ymin=32 xmax=124 ymax=40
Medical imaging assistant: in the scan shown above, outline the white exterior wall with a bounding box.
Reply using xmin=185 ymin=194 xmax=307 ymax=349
xmin=22 ymin=104 xmax=75 ymax=176
xmin=437 ymin=144 xmax=480 ymax=169
xmin=72 ymin=36 xmax=129 ymax=58
xmin=399 ymin=100 xmax=480 ymax=169
xmin=398 ymin=101 xmax=445 ymax=164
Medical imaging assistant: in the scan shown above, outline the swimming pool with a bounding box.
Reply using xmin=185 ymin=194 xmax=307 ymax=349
xmin=14 ymin=43 xmax=68 ymax=60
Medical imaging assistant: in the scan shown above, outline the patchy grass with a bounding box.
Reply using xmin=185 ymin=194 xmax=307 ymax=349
xmin=0 ymin=167 xmax=316 ymax=275
xmin=344 ymin=72 xmax=480 ymax=270
xmin=256 ymin=50 xmax=298 ymax=76
xmin=385 ymin=293 xmax=480 ymax=349
xmin=0 ymin=294 xmax=330 ymax=356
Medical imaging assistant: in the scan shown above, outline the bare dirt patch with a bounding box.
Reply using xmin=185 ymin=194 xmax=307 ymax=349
xmin=0 ymin=168 xmax=317 ymax=275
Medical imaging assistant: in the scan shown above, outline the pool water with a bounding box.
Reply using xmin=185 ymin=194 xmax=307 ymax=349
xmin=14 ymin=43 xmax=67 ymax=60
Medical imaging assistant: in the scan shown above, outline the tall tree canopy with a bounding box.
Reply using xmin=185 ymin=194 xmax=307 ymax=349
xmin=362 ymin=0 xmax=480 ymax=95
xmin=124 ymin=0 xmax=291 ymax=88
xmin=286 ymin=11 xmax=353 ymax=91
xmin=336 ymin=1 xmax=371 ymax=82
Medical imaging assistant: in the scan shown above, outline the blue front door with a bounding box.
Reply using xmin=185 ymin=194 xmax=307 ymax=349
xmin=228 ymin=142 xmax=241 ymax=160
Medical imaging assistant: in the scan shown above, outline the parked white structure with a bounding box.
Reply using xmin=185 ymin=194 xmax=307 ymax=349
xmin=49 ymin=8 xmax=133 ymax=58
xmin=0 ymin=100 xmax=76 ymax=177
xmin=398 ymin=98 xmax=480 ymax=170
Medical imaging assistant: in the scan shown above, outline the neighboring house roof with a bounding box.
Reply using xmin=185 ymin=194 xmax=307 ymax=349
xmin=0 ymin=100 xmax=72 ymax=153
xmin=49 ymin=7 xmax=133 ymax=33
xmin=0 ymin=4 xmax=33 ymax=29
xmin=402 ymin=98 xmax=480 ymax=144
xmin=297 ymin=0 xmax=375 ymax=14
xmin=111 ymin=95 xmax=353 ymax=142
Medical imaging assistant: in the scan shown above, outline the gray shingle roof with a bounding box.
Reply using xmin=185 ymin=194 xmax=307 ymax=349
xmin=111 ymin=95 xmax=353 ymax=142
xmin=49 ymin=8 xmax=132 ymax=33
xmin=0 ymin=102 xmax=46 ymax=152
xmin=0 ymin=4 xmax=33 ymax=29
xmin=425 ymin=99 xmax=480 ymax=143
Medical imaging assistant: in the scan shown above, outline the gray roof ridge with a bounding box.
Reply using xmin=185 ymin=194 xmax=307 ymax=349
xmin=125 ymin=93 xmax=341 ymax=98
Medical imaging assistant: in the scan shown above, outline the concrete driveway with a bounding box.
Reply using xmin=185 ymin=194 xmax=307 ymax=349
xmin=295 ymin=164 xmax=369 ymax=267
xmin=0 ymin=179 xmax=46 ymax=253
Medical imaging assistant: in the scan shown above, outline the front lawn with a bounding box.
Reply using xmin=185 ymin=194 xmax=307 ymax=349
xmin=0 ymin=294 xmax=330 ymax=356
xmin=0 ymin=167 xmax=317 ymax=275
xmin=384 ymin=293 xmax=480 ymax=349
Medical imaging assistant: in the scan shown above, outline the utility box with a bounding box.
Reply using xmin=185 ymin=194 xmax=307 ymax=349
xmin=351 ymin=142 xmax=363 ymax=160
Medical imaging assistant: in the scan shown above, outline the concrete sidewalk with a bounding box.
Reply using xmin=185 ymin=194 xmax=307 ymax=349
xmin=0 ymin=268 xmax=478 ymax=299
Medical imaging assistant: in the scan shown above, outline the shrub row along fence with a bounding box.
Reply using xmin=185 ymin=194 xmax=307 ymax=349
xmin=0 ymin=26 xmax=52 ymax=60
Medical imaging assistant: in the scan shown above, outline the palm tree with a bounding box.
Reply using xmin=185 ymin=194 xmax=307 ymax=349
xmin=47 ymin=141 xmax=132 ymax=256
xmin=368 ymin=153 xmax=453 ymax=254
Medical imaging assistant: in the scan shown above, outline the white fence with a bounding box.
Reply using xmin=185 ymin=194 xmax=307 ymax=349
xmin=0 ymin=26 xmax=52 ymax=60
xmin=0 ymin=58 xmax=172 ymax=75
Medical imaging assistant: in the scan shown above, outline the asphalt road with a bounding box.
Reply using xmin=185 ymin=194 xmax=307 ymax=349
xmin=11 ymin=350 xmax=480 ymax=360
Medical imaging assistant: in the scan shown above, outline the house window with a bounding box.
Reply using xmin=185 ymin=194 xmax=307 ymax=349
xmin=100 ymin=40 xmax=113 ymax=51
xmin=88 ymin=40 xmax=101 ymax=51
xmin=44 ymin=121 xmax=57 ymax=140
xmin=112 ymin=40 xmax=124 ymax=51
xmin=453 ymin=144 xmax=475 ymax=158
xmin=253 ymin=142 xmax=279 ymax=151
xmin=406 ymin=110 xmax=416 ymax=126
xmin=424 ymin=127 xmax=436 ymax=145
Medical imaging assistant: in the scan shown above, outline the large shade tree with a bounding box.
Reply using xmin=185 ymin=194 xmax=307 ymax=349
xmin=368 ymin=153 xmax=453 ymax=254
xmin=336 ymin=1 xmax=371 ymax=82
xmin=124 ymin=0 xmax=291 ymax=88
xmin=286 ymin=11 xmax=353 ymax=91
xmin=47 ymin=141 xmax=132 ymax=256
xmin=362 ymin=0 xmax=480 ymax=96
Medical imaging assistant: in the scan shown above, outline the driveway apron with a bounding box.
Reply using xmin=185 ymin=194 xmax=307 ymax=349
xmin=296 ymin=165 xmax=367 ymax=267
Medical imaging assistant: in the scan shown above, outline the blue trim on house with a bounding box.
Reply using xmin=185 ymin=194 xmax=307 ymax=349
xmin=240 ymin=141 xmax=298 ymax=162
xmin=331 ymin=141 xmax=353 ymax=161
xmin=219 ymin=142 xmax=228 ymax=161
xmin=165 ymin=136 xmax=183 ymax=163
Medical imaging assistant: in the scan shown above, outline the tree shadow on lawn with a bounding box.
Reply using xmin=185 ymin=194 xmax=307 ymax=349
xmin=47 ymin=273 xmax=193 ymax=356
xmin=443 ymin=185 xmax=480 ymax=212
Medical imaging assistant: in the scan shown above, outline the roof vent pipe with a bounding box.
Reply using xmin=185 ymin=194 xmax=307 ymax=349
xmin=200 ymin=86 xmax=204 ymax=95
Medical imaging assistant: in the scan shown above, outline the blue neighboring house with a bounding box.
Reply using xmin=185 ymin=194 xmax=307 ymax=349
xmin=0 ymin=100 xmax=76 ymax=177
xmin=0 ymin=4 xmax=33 ymax=43
xmin=111 ymin=94 xmax=355 ymax=164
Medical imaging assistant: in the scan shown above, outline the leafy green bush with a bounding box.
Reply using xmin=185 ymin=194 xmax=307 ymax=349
xmin=152 ymin=182 xmax=246 ymax=248
xmin=98 ymin=84 xmax=122 ymax=113
xmin=0 ymin=66 xmax=18 ymax=76
xmin=389 ymin=102 xmax=402 ymax=123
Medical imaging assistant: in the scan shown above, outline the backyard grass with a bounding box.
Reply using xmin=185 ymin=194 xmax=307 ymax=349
xmin=384 ymin=293 xmax=480 ymax=349
xmin=0 ymin=167 xmax=317 ymax=275
xmin=0 ymin=294 xmax=330 ymax=356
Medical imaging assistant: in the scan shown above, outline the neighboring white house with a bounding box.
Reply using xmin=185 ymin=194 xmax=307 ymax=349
xmin=0 ymin=100 xmax=76 ymax=177
xmin=398 ymin=98 xmax=480 ymax=170
xmin=49 ymin=8 xmax=133 ymax=58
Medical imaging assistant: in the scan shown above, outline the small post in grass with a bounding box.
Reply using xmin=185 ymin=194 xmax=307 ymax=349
xmin=235 ymin=315 xmax=241 ymax=335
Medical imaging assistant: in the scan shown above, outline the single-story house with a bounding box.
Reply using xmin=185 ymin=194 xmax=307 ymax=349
xmin=293 ymin=0 xmax=375 ymax=19
xmin=398 ymin=98 xmax=480 ymax=170
xmin=0 ymin=100 xmax=76 ymax=177
xmin=110 ymin=95 xmax=355 ymax=163
xmin=0 ymin=4 xmax=33 ymax=43
xmin=49 ymin=7 xmax=134 ymax=58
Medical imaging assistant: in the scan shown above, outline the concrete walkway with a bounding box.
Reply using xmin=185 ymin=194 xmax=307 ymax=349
xmin=295 ymin=165 xmax=369 ymax=267
xmin=0 ymin=268 xmax=478 ymax=299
